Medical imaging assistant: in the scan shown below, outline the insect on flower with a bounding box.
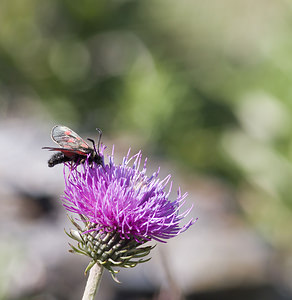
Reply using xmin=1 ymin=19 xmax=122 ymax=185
xmin=42 ymin=125 xmax=103 ymax=168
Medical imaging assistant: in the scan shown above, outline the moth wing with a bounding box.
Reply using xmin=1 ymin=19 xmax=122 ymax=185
xmin=42 ymin=146 xmax=88 ymax=157
xmin=51 ymin=125 xmax=90 ymax=152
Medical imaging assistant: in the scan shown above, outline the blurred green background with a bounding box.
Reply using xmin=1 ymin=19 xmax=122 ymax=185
xmin=1 ymin=0 xmax=292 ymax=298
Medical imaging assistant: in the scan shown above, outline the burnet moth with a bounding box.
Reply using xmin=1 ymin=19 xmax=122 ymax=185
xmin=42 ymin=125 xmax=103 ymax=167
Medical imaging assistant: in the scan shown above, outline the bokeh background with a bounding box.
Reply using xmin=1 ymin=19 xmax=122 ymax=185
xmin=1 ymin=0 xmax=292 ymax=299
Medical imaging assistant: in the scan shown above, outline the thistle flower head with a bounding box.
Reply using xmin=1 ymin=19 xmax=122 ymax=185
xmin=63 ymin=146 xmax=195 ymax=281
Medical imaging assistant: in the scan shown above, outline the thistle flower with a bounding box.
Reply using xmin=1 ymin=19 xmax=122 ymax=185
xmin=63 ymin=146 xmax=195 ymax=282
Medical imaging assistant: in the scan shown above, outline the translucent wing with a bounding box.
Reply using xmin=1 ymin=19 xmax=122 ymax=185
xmin=51 ymin=125 xmax=91 ymax=153
xmin=42 ymin=147 xmax=88 ymax=157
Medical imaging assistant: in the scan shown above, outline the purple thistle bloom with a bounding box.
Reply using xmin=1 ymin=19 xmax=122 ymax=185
xmin=63 ymin=147 xmax=195 ymax=244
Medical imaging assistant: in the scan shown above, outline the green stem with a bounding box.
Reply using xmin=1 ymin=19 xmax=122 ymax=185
xmin=82 ymin=263 xmax=104 ymax=300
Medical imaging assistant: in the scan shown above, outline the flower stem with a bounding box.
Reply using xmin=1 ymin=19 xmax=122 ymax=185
xmin=82 ymin=263 xmax=104 ymax=300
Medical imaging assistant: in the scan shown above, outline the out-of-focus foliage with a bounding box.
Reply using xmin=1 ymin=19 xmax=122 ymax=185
xmin=0 ymin=0 xmax=292 ymax=251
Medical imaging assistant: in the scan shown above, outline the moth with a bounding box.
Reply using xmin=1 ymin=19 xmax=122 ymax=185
xmin=42 ymin=125 xmax=103 ymax=167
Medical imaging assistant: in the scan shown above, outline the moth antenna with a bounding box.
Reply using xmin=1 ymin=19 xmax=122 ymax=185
xmin=96 ymin=128 xmax=102 ymax=154
xmin=87 ymin=138 xmax=98 ymax=155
